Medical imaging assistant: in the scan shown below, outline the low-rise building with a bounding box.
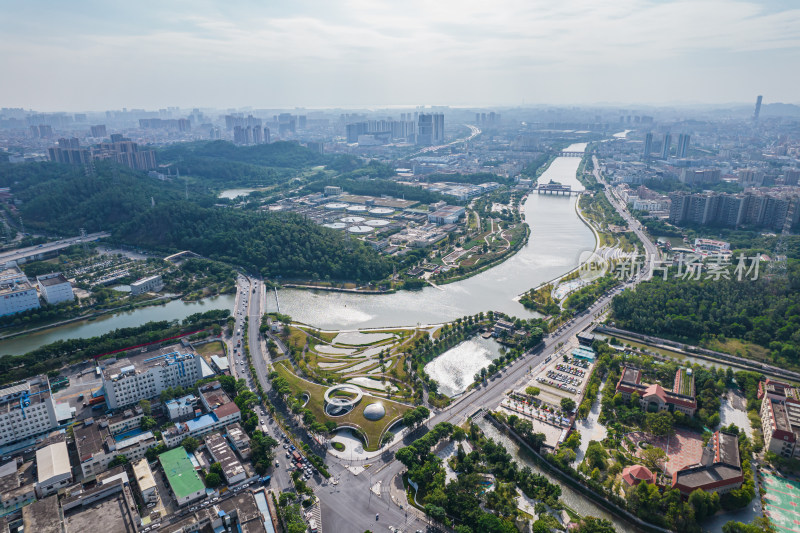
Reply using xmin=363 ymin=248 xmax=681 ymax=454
xmin=616 ymin=366 xmax=697 ymax=416
xmin=205 ymin=432 xmax=246 ymax=485
xmin=62 ymin=473 xmax=141 ymax=533
xmin=163 ymin=404 xmax=241 ymax=448
xmin=167 ymin=490 xmax=267 ymax=533
xmin=227 ymin=423 xmax=251 ymax=459
xmin=22 ymin=494 xmax=61 ymax=533
xmin=0 ymin=460 xmax=36 ymax=511
xmin=36 ymin=273 xmax=75 ymax=305
xmin=694 ymin=238 xmax=730 ymax=254
xmin=159 ymin=447 xmax=205 ymax=507
xmin=621 ymin=465 xmax=656 ymax=488
xmin=672 ymin=431 xmax=743 ymax=496
xmin=132 ymin=458 xmax=158 ymax=504
xmin=35 ymin=439 xmax=72 ymax=497
xmin=106 ymin=406 xmax=144 ymax=435
xmin=166 ymin=394 xmax=199 ymax=421
xmin=427 ymin=205 xmax=465 ymax=225
xmin=130 ymin=274 xmax=163 ymax=296
xmin=73 ymin=418 xmax=158 ymax=479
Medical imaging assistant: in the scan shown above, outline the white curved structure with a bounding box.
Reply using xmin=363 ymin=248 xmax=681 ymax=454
xmin=324 ymin=384 xmax=364 ymax=410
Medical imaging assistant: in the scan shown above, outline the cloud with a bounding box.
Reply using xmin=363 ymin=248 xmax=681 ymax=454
xmin=0 ymin=0 xmax=798 ymax=108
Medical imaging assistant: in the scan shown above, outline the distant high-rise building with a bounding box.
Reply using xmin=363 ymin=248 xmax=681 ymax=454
xmin=264 ymin=127 xmax=270 ymax=144
xmin=754 ymin=95 xmax=763 ymax=121
xmin=676 ymin=134 xmax=690 ymax=158
xmin=643 ymin=133 xmax=653 ymax=160
xmin=661 ymin=133 xmax=672 ymax=159
xmin=29 ymin=125 xmax=53 ymax=139
xmin=306 ymin=142 xmax=324 ymax=154
xmin=90 ymin=125 xmax=107 ymax=138
xmin=785 ymin=169 xmax=800 ymax=186
xmin=298 ymin=115 xmax=307 ymax=130
xmin=58 ymin=137 xmax=80 ymax=149
xmin=417 ymin=113 xmax=444 ymax=146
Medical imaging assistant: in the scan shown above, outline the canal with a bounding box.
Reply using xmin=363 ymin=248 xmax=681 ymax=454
xmin=0 ymin=294 xmax=236 ymax=356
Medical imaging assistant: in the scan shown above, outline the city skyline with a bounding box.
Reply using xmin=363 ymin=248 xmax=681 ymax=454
xmin=1 ymin=0 xmax=799 ymax=110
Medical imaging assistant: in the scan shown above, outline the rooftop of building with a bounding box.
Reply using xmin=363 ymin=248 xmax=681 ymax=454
xmin=205 ymin=432 xmax=244 ymax=481
xmin=102 ymin=350 xmax=196 ymax=380
xmin=0 ymin=376 xmax=50 ymax=411
xmin=200 ymin=386 xmax=231 ymax=410
xmin=22 ymin=494 xmax=61 ymax=533
xmin=107 ymin=406 xmax=143 ymax=426
xmin=620 ymin=367 xmax=642 ymax=385
xmin=673 ymin=431 xmax=742 ymax=491
xmin=37 ymin=273 xmax=70 ymax=287
xmin=0 ymin=460 xmax=35 ymax=498
xmin=769 ymin=397 xmax=793 ymax=434
xmin=131 ymin=458 xmax=156 ymax=493
xmin=74 ymin=419 xmax=112 ymax=461
xmin=227 ymin=423 xmax=250 ymax=445
xmin=621 ymin=464 xmax=656 ymax=486
xmin=130 ymin=274 xmax=161 ymax=286
xmin=35 ymin=440 xmax=71 ymax=483
xmin=158 ymin=447 xmax=204 ymax=500
xmin=168 ymin=491 xmax=266 ymax=533
xmin=63 ymin=482 xmax=138 ymax=533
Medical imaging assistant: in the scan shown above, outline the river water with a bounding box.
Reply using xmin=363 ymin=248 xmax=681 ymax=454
xmin=268 ymin=144 xmax=594 ymax=330
xmin=476 ymin=417 xmax=635 ymax=532
xmin=0 ymin=294 xmax=236 ymax=356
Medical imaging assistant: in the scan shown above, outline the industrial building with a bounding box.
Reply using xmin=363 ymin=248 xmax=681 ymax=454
xmin=204 ymin=432 xmax=246 ymax=485
xmin=226 ymin=423 xmax=251 ymax=459
xmin=158 ymin=447 xmax=206 ymax=507
xmin=163 ymin=403 xmax=241 ymax=448
xmin=34 ymin=439 xmax=72 ymax=497
xmin=36 ymin=273 xmax=75 ymax=305
xmin=0 ymin=459 xmax=36 ymax=511
xmin=129 ymin=274 xmax=163 ymax=296
xmin=0 ymin=265 xmax=41 ymax=317
xmin=0 ymin=376 xmax=58 ymax=447
xmin=101 ymin=351 xmax=204 ymax=409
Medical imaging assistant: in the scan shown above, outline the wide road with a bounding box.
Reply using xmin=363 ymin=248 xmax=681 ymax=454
xmin=0 ymin=231 xmax=110 ymax=264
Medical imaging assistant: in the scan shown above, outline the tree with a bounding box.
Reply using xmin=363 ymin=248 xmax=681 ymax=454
xmin=525 ymin=386 xmax=540 ymax=397
xmin=639 ymin=446 xmax=667 ymax=472
xmin=585 ymin=441 xmax=608 ymax=470
xmin=381 ymin=431 xmax=395 ymax=446
xmin=182 ymin=436 xmax=199 ymax=453
xmin=108 ymin=455 xmax=129 ymax=468
xmin=139 ymin=399 xmax=152 ymax=416
xmin=722 ymin=517 xmax=776 ymax=533
xmin=646 ymin=411 xmax=675 ymax=437
xmin=688 ymin=489 xmax=720 ymax=522
xmin=574 ymin=517 xmax=616 ymax=533
xmin=140 ymin=416 xmax=157 ymax=431
xmin=561 ymin=398 xmax=576 ymax=413
xmin=204 ymin=472 xmax=222 ymax=488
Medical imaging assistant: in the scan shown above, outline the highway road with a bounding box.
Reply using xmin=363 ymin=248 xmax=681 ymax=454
xmin=0 ymin=231 xmax=110 ymax=264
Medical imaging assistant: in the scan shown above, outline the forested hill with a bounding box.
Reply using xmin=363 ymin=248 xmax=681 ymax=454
xmin=117 ymin=203 xmax=393 ymax=280
xmin=611 ymin=262 xmax=800 ymax=367
xmin=157 ymin=141 xmax=327 ymax=186
xmin=0 ymin=160 xmax=393 ymax=282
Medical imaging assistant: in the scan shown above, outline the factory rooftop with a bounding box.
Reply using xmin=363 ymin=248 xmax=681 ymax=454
xmin=102 ymin=350 xmax=197 ymax=380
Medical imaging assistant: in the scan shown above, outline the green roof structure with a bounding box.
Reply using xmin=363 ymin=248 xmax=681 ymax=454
xmin=158 ymin=447 xmax=204 ymax=500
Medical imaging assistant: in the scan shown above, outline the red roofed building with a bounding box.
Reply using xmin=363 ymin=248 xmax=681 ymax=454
xmin=621 ymin=465 xmax=656 ymax=487
xmin=616 ymin=366 xmax=697 ymax=416
xmin=672 ymin=431 xmax=743 ymax=496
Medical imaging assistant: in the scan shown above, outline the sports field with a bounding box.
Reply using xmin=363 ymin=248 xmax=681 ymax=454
xmin=762 ymin=471 xmax=800 ymax=532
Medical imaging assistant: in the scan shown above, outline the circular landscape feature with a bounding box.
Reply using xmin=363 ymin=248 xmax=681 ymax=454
xmin=324 ymin=383 xmax=364 ymax=416
xmin=324 ymin=202 xmax=349 ymax=210
xmin=368 ymin=207 xmax=394 ymax=216
xmin=340 ymin=216 xmax=366 ymax=223
xmin=346 ymin=205 xmax=368 ymax=212
xmin=323 ymin=222 xmax=347 ymax=229
xmin=365 ymin=219 xmax=390 ymax=227
xmin=347 ymin=225 xmax=374 ymax=234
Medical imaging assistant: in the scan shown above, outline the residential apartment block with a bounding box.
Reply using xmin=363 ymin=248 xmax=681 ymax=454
xmin=758 ymin=378 xmax=800 ymax=459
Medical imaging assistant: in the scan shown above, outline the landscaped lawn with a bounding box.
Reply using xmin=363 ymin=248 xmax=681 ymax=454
xmin=274 ymin=361 xmax=412 ymax=451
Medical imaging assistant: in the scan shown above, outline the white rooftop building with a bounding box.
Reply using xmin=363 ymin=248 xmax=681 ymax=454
xmin=0 ymin=376 xmax=58 ymax=447
xmin=35 ymin=440 xmax=72 ymax=497
xmin=0 ymin=265 xmax=40 ymax=317
xmin=36 ymin=273 xmax=75 ymax=305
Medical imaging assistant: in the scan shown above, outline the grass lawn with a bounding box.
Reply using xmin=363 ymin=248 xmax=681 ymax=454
xmin=703 ymin=337 xmax=770 ymax=362
xmin=285 ymin=327 xmax=308 ymax=351
xmin=195 ymin=340 xmax=225 ymax=357
xmin=274 ymin=361 xmax=412 ymax=451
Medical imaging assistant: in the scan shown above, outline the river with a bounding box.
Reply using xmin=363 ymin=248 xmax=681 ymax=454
xmin=0 ymin=294 xmax=236 ymax=356
xmin=476 ymin=417 xmax=635 ymax=532
xmin=268 ymin=144 xmax=595 ymax=330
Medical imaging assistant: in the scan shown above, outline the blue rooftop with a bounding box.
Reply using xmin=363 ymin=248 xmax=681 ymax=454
xmin=184 ymin=412 xmax=218 ymax=433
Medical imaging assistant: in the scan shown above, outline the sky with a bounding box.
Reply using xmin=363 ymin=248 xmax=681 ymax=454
xmin=1 ymin=0 xmax=799 ymax=111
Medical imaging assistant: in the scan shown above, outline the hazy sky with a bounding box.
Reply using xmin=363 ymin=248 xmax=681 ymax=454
xmin=1 ymin=0 xmax=799 ymax=111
